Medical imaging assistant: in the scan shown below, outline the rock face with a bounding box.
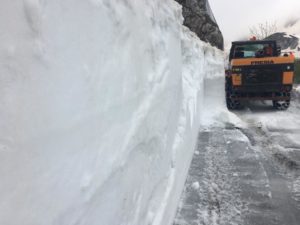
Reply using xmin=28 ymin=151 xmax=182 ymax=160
xmin=175 ymin=0 xmax=224 ymax=50
xmin=265 ymin=32 xmax=299 ymax=50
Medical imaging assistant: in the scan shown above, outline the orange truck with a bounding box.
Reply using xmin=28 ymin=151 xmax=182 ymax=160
xmin=226 ymin=40 xmax=295 ymax=110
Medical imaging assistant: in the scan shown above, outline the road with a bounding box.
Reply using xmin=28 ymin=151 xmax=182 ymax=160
xmin=174 ymin=96 xmax=300 ymax=225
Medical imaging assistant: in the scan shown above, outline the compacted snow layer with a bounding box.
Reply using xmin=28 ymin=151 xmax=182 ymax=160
xmin=0 ymin=1 xmax=226 ymax=225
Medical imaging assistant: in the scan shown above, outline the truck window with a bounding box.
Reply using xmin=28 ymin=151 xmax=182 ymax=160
xmin=232 ymin=43 xmax=275 ymax=59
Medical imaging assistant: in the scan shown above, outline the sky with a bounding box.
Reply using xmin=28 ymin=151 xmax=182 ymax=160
xmin=209 ymin=0 xmax=300 ymax=47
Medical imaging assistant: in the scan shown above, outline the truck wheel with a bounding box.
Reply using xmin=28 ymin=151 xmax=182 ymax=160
xmin=226 ymin=93 xmax=242 ymax=110
xmin=272 ymin=92 xmax=291 ymax=110
xmin=225 ymin=78 xmax=242 ymax=110
xmin=226 ymin=97 xmax=241 ymax=110
xmin=272 ymin=100 xmax=290 ymax=110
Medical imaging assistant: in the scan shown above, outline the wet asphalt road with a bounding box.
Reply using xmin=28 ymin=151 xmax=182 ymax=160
xmin=174 ymin=100 xmax=300 ymax=225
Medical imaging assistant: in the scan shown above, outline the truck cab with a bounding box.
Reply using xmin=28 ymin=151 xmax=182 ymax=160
xmin=226 ymin=40 xmax=295 ymax=110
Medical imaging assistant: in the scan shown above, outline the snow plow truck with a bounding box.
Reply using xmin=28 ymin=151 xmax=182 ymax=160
xmin=226 ymin=40 xmax=295 ymax=110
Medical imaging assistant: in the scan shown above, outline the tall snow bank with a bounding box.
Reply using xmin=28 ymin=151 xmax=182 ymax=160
xmin=155 ymin=27 xmax=228 ymax=225
xmin=0 ymin=0 xmax=225 ymax=225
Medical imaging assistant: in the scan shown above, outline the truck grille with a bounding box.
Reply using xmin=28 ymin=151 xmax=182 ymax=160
xmin=242 ymin=68 xmax=282 ymax=85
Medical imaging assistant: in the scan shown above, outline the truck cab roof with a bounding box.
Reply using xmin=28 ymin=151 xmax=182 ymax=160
xmin=231 ymin=40 xmax=277 ymax=45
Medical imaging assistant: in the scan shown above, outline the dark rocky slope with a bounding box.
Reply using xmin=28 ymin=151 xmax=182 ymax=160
xmin=265 ymin=32 xmax=299 ymax=51
xmin=175 ymin=0 xmax=224 ymax=50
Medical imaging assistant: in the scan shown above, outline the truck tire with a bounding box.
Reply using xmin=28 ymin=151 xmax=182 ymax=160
xmin=225 ymin=77 xmax=242 ymax=110
xmin=272 ymin=100 xmax=290 ymax=110
xmin=272 ymin=92 xmax=291 ymax=110
xmin=226 ymin=95 xmax=242 ymax=110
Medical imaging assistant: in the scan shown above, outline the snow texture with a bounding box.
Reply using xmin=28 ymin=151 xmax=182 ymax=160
xmin=0 ymin=1 xmax=227 ymax=225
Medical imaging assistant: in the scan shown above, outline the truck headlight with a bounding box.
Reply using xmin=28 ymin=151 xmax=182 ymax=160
xmin=232 ymin=74 xmax=242 ymax=86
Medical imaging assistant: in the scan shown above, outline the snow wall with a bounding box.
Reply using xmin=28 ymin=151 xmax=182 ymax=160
xmin=0 ymin=1 xmax=224 ymax=225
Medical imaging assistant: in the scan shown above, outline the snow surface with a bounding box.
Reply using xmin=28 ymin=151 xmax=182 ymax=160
xmin=236 ymin=97 xmax=300 ymax=148
xmin=0 ymin=1 xmax=230 ymax=225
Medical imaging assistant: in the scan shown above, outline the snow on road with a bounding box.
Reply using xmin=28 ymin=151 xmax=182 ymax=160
xmin=174 ymin=90 xmax=300 ymax=225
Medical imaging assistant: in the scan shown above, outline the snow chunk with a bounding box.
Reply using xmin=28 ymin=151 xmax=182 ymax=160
xmin=191 ymin=182 xmax=200 ymax=190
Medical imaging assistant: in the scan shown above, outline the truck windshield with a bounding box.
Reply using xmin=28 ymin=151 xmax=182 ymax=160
xmin=233 ymin=43 xmax=275 ymax=59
